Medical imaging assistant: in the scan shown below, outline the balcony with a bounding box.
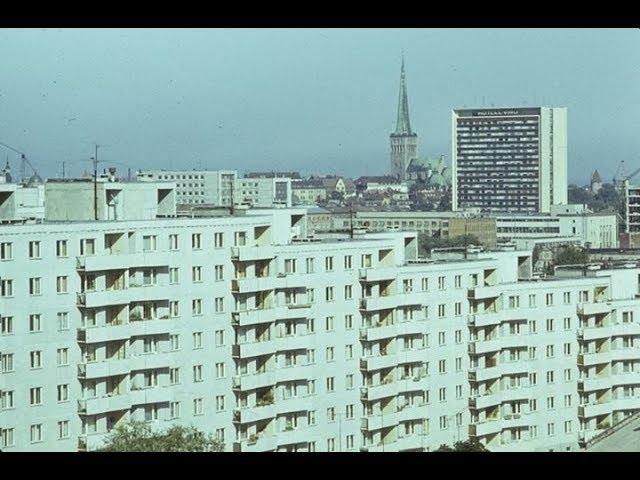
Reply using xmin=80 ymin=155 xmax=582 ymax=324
xmin=583 ymin=325 xmax=613 ymax=341
xmin=232 ymin=308 xmax=275 ymax=326
xmin=363 ymin=381 xmax=398 ymax=401
xmin=359 ymin=296 xmax=398 ymax=312
xmin=579 ymin=402 xmax=612 ymax=418
xmin=232 ymin=277 xmax=275 ymax=294
xmin=77 ymin=252 xmax=169 ymax=272
xmin=396 ymin=403 xmax=426 ymax=422
xmin=232 ymin=371 xmax=276 ymax=391
xmin=396 ymin=348 xmax=426 ymax=365
xmin=468 ymin=285 xmax=501 ymax=300
xmin=277 ymin=427 xmax=312 ymax=446
xmin=501 ymin=414 xmax=529 ymax=430
xmin=470 ymin=338 xmax=501 ymax=355
xmin=273 ymin=304 xmax=312 ymax=320
xmin=78 ymin=394 xmax=132 ymax=415
xmin=358 ymin=267 xmax=397 ymax=282
xmin=500 ymin=387 xmax=529 ymax=402
xmin=361 ymin=412 xmax=399 ymax=431
xmin=470 ymin=365 xmax=501 ymax=382
xmin=230 ymin=245 xmax=275 ymax=262
xmin=578 ymin=302 xmax=612 ymax=316
xmin=397 ymin=321 xmax=425 ymax=337
xmin=468 ymin=311 xmax=501 ymax=327
xmin=235 ymin=340 xmax=275 ymax=359
xmin=361 ymin=323 xmax=397 ymax=342
xmin=78 ymin=357 xmax=131 ymax=379
xmin=129 ymin=318 xmax=172 ymax=337
xmin=78 ymin=324 xmax=132 ymax=343
xmin=233 ymin=404 xmax=276 ymax=424
xmin=469 ymin=418 xmax=502 ymax=437
xmin=275 ymin=364 xmax=312 ymax=383
xmin=611 ymin=322 xmax=640 ymax=337
xmin=274 ymin=334 xmax=313 ymax=352
xmin=129 ymin=353 xmax=171 ymax=372
xmin=469 ymin=392 xmax=501 ymax=410
xmin=79 ymin=285 xmax=171 ymax=308
xmin=77 ymin=432 xmax=109 ymax=452
xmin=579 ymin=376 xmax=611 ymax=392
xmin=610 ymin=348 xmax=640 ymax=362
xmin=361 ymin=353 xmax=398 ymax=371
xmin=579 ymin=351 xmax=612 ymax=366
xmin=276 ymin=396 xmax=313 ymax=415
xmin=129 ymin=386 xmax=172 ymax=406
xmin=233 ymin=433 xmax=278 ymax=452
xmin=610 ymin=397 xmax=640 ymax=412
xmin=610 ymin=372 xmax=640 ymax=386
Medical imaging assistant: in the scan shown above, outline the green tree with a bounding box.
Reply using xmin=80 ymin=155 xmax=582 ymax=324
xmin=435 ymin=440 xmax=489 ymax=452
xmin=418 ymin=233 xmax=480 ymax=256
xmin=554 ymin=245 xmax=588 ymax=266
xmin=98 ymin=420 xmax=225 ymax=452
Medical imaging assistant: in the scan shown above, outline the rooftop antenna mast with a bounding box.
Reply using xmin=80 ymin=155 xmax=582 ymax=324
xmin=91 ymin=144 xmax=99 ymax=220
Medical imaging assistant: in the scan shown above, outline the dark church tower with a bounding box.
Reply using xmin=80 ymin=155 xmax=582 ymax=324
xmin=390 ymin=56 xmax=418 ymax=181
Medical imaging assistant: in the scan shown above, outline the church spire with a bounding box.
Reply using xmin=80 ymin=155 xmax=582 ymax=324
xmin=394 ymin=54 xmax=413 ymax=135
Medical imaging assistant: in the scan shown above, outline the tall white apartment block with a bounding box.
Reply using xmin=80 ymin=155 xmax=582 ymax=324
xmin=452 ymin=107 xmax=568 ymax=214
xmin=2 ymin=191 xmax=640 ymax=452
xmin=137 ymin=170 xmax=237 ymax=206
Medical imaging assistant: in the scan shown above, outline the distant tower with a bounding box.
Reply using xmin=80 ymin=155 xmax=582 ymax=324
xmin=1 ymin=157 xmax=11 ymax=183
xmin=591 ymin=169 xmax=602 ymax=194
xmin=390 ymin=56 xmax=418 ymax=182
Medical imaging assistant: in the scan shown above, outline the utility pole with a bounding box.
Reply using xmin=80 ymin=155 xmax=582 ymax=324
xmin=62 ymin=161 xmax=66 ymax=179
xmin=91 ymin=145 xmax=98 ymax=220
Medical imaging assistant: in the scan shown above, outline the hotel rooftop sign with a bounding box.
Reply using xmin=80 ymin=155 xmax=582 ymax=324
xmin=455 ymin=107 xmax=541 ymax=117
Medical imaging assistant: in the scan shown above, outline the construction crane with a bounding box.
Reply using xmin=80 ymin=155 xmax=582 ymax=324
xmin=0 ymin=141 xmax=41 ymax=185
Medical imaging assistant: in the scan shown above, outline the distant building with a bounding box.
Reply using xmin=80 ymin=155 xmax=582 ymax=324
xmin=235 ymin=176 xmax=292 ymax=208
xmin=245 ymin=171 xmax=301 ymax=180
xmin=355 ymin=176 xmax=407 ymax=194
xmin=452 ymin=107 xmax=568 ymax=213
xmin=591 ymin=170 xmax=602 ymax=194
xmin=292 ymin=179 xmax=326 ymax=205
xmin=390 ymin=57 xmax=418 ymax=181
xmin=137 ymin=169 xmax=237 ymax=206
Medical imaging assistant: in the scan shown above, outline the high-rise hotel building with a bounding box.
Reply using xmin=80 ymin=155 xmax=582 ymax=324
xmin=452 ymin=107 xmax=568 ymax=213
xmin=2 ymin=179 xmax=640 ymax=453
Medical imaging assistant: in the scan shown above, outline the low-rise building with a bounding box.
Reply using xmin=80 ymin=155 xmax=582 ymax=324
xmin=137 ymin=169 xmax=237 ymax=206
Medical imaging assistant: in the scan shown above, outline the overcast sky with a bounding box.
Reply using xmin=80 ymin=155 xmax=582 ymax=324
xmin=0 ymin=28 xmax=638 ymax=183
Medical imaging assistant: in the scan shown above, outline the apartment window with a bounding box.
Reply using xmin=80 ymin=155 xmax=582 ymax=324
xmin=284 ymin=259 xmax=296 ymax=274
xmin=30 ymin=350 xmax=43 ymax=369
xmin=564 ymin=369 xmax=572 ymax=382
xmin=529 ymin=426 xmax=538 ymax=439
xmin=325 ymin=316 xmax=334 ymax=331
xmin=169 ymin=267 xmax=179 ymax=284
xmin=547 ymin=396 xmax=555 ymax=410
xmin=344 ymin=284 xmax=353 ymax=300
xmin=361 ymin=254 xmax=372 ymax=268
xmin=346 ymin=374 xmax=354 ymax=389
xmin=421 ymin=278 xmax=429 ymax=291
xmin=403 ymin=279 xmax=413 ymax=293
xmin=438 ymin=276 xmax=445 ymax=290
xmin=564 ymin=317 xmax=571 ymax=330
xmin=215 ymin=395 xmax=225 ymax=411
xmin=529 ymin=373 xmax=537 ymax=386
xmin=325 ymin=286 xmax=335 ymax=303
xmin=214 ymin=232 xmax=224 ymax=248
xmin=438 ymin=332 xmax=446 ymax=346
xmin=438 ymin=304 xmax=445 ymax=318
xmin=1 ymin=390 xmax=14 ymax=409
xmin=325 ymin=256 xmax=334 ymax=272
xmin=193 ymin=398 xmax=204 ymax=415
xmin=215 ymin=330 xmax=225 ymax=346
xmin=30 ymin=424 xmax=43 ymax=443
xmin=344 ymin=314 xmax=353 ymax=330
xmin=56 ymin=348 xmax=69 ymax=366
xmin=170 ymin=368 xmax=180 ymax=385
xmin=326 ymin=377 xmax=335 ymax=392
xmin=55 ymin=312 xmax=69 ymax=331
xmin=30 ymin=387 xmax=42 ymax=405
xmin=564 ymin=421 xmax=572 ymax=434
xmin=546 ymin=345 xmax=555 ymax=358
xmin=308 ymin=318 xmax=315 ymax=333
xmin=191 ymin=233 xmax=202 ymax=250
xmin=233 ymin=232 xmax=246 ymax=247
xmin=169 ymin=301 xmax=179 ymax=318
xmin=56 ymin=276 xmax=68 ymax=294
xmin=145 ymin=405 xmax=159 ymax=421
xmin=529 ymin=294 xmax=536 ymax=308
xmin=326 ymin=347 xmax=335 ymax=362
xmin=546 ymin=293 xmax=553 ymax=306
xmin=57 ymin=421 xmax=69 ymax=440
xmin=1 ymin=316 xmax=13 ymax=335
xmin=170 ymin=402 xmax=181 ymax=419
xmin=439 ymin=416 xmax=448 ymax=430
xmin=326 ymin=407 xmax=335 ymax=422
xmin=0 ymin=242 xmax=13 ymax=260
xmin=343 ymin=255 xmax=352 ymax=270
xmin=56 ymin=240 xmax=68 ymax=257
xmin=193 ymin=365 xmax=203 ymax=382
xmin=546 ymin=319 xmax=554 ymax=332
xmin=439 ymin=387 xmax=446 ymax=402
xmin=191 ymin=266 xmax=202 ymax=283
xmin=547 ymin=423 xmax=555 ymax=436
xmin=1 ymin=353 xmax=14 ymax=372
xmin=80 ymin=238 xmax=95 ymax=256
xmin=1 ymin=279 xmax=13 ymax=297
xmin=623 ymin=311 xmax=634 ymax=323
xmin=214 ymin=265 xmax=224 ymax=281
xmin=508 ymin=296 xmax=520 ymax=309
xmin=308 ymin=380 xmax=316 ymax=395
xmin=563 ymin=292 xmax=571 ymax=304
xmin=579 ymin=290 xmax=589 ymax=302
xmin=327 ymin=438 xmax=336 ymax=452
xmin=528 ymin=347 xmax=537 ymax=360
xmin=564 ymin=395 xmax=572 ymax=407
xmin=454 ymin=302 xmax=462 ymax=316
xmin=529 ymin=399 xmax=537 ymax=412
xmin=57 ymin=384 xmax=69 ymax=402
xmin=564 ymin=343 xmax=571 ymax=356
xmin=192 ymin=332 xmax=203 ymax=349
xmin=142 ymin=235 xmax=157 ymax=252
xmin=546 ymin=371 xmax=555 ymax=384
xmin=192 ymin=299 xmax=203 ymax=316
xmin=438 ymin=360 xmax=447 ymax=374
xmin=29 ymin=277 xmax=41 ymax=295
xmin=169 ymin=234 xmax=179 ymax=250
xmin=345 ymin=344 xmax=353 ymax=360
xmin=215 ymin=362 xmax=226 ymax=378
xmin=529 ymin=320 xmax=536 ymax=334
xmin=29 ymin=241 xmax=41 ymax=259
xmin=346 ymin=435 xmax=354 ymax=450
